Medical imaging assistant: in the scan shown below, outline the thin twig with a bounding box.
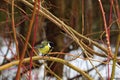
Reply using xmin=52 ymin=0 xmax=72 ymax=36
xmin=11 ymin=0 xmax=19 ymax=58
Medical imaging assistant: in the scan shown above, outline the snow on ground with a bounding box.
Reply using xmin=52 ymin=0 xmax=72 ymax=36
xmin=63 ymin=46 xmax=120 ymax=80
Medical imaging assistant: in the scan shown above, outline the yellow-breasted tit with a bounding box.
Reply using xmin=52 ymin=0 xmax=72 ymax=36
xmin=35 ymin=40 xmax=54 ymax=55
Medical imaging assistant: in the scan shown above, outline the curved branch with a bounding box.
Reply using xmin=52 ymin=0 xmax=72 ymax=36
xmin=0 ymin=56 xmax=93 ymax=80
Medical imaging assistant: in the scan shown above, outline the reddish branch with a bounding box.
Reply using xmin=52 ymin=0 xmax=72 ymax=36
xmin=98 ymin=0 xmax=113 ymax=80
xmin=29 ymin=0 xmax=40 ymax=79
xmin=15 ymin=0 xmax=38 ymax=79
xmin=98 ymin=0 xmax=112 ymax=57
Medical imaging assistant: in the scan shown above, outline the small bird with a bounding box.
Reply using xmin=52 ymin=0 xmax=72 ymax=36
xmin=35 ymin=40 xmax=54 ymax=55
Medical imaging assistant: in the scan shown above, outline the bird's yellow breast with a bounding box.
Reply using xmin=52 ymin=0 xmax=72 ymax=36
xmin=38 ymin=45 xmax=50 ymax=54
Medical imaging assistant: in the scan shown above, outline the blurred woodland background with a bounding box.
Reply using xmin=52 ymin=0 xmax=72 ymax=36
xmin=0 ymin=0 xmax=120 ymax=80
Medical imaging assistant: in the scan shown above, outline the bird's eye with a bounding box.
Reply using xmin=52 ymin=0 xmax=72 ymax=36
xmin=49 ymin=42 xmax=54 ymax=48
